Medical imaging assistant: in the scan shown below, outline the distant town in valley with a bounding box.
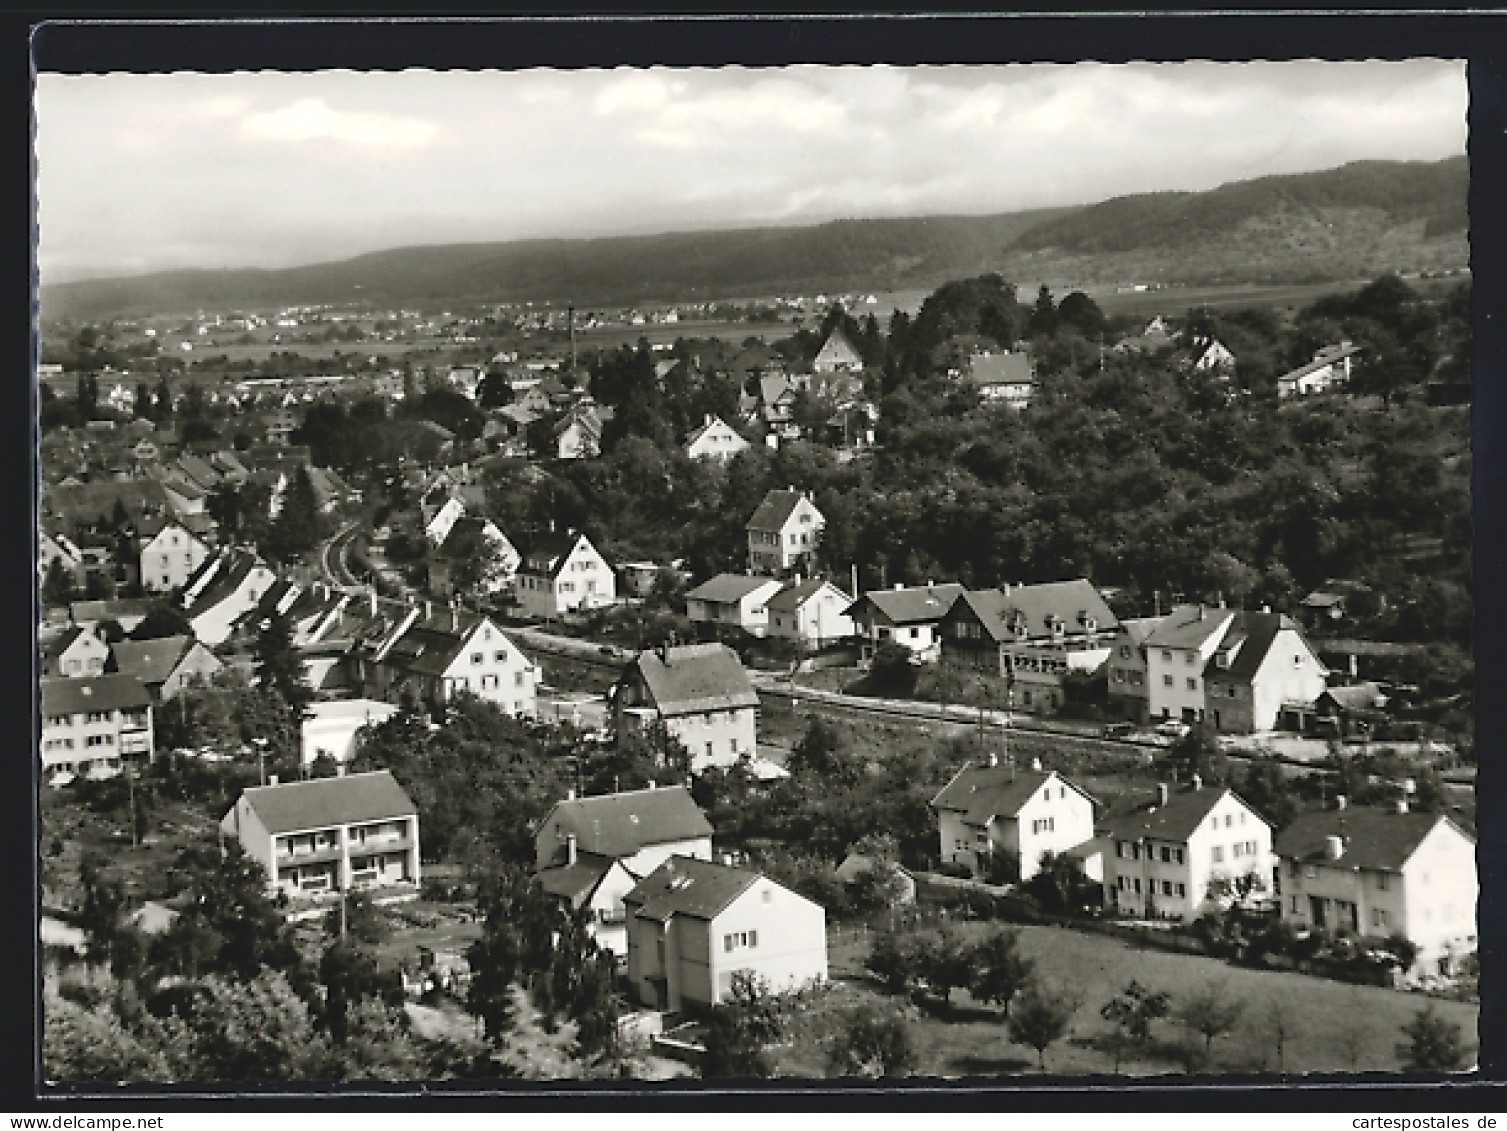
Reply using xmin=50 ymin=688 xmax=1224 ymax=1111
xmin=36 ymin=80 xmax=1476 ymax=1085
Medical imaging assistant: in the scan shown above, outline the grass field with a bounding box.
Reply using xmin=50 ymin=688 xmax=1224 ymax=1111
xmin=769 ymin=921 xmax=1477 ymax=1079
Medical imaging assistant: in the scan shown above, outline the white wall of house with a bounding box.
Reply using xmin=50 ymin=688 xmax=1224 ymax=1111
xmin=767 ymin=585 xmax=855 ymax=646
xmin=1106 ymin=634 xmax=1151 ymax=718
xmin=1146 ymin=615 xmax=1234 ymax=723
xmin=747 ymin=496 xmax=824 ymax=574
xmin=706 ymin=881 xmax=827 ymax=1003
xmin=439 ymin=621 xmax=539 ymax=717
xmin=515 ymin=538 xmax=615 ymax=618
xmin=140 ymin=524 xmax=210 ymax=593
xmin=1247 ymin=627 xmax=1328 ymax=732
xmin=1104 ymin=791 xmax=1272 ymax=923
xmin=189 ymin=565 xmax=278 ymax=646
xmin=686 ymin=581 xmax=783 ymax=637
xmin=662 ymin=706 xmax=758 ymax=772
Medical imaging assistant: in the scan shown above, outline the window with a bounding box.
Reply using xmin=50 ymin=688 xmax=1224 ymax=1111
xmin=704 ymin=712 xmax=714 ymax=727
xmin=481 ymin=674 xmax=498 ymax=690
xmin=1162 ymin=881 xmax=1174 ymax=896
xmin=1115 ymin=842 xmax=1125 ymax=859
xmin=1176 ymin=883 xmax=1186 ymax=897
xmin=1116 ymin=875 xmax=1126 ymax=891
xmin=1160 ymin=847 xmax=1172 ymax=863
xmin=1031 ymin=817 xmax=1055 ymax=834
xmin=1186 ymin=677 xmax=1197 ymax=691
xmin=1293 ymin=654 xmax=1303 ymax=668
xmin=1163 ymin=675 xmax=1173 ymax=688
xmin=1239 ymin=812 xmax=1246 ymax=825
xmin=1175 ymin=848 xmax=1185 ymax=865
xmin=1161 ymin=649 xmax=1172 ymax=661
xmin=1372 ymin=908 xmax=1388 ymax=929
xmin=1119 ymin=646 xmax=1130 ymax=659
xmin=748 ymin=930 xmax=758 ymax=948
xmin=1225 ymin=814 xmax=1233 ymax=828
xmin=705 ymin=742 xmax=714 ymax=759
xmin=909 ymin=627 xmax=920 ymax=640
xmin=1211 ymin=847 xmax=1224 ymax=863
xmin=762 ymin=890 xmax=772 ymax=904
xmin=1291 ymin=896 xmax=1300 ymax=913
xmin=515 ymin=671 xmax=526 ymax=687
xmin=1305 ymin=866 xmax=1317 ymax=879
xmin=1132 ymin=878 xmax=1141 ymax=894
xmin=1185 ymin=652 xmax=1195 ymax=666
xmin=471 ymin=652 xmax=483 ymax=665
xmin=495 ymin=651 xmax=507 ymax=663
xmin=1377 ymin=873 xmax=1389 ymax=891
xmin=1233 ymin=843 xmax=1243 ymax=859
xmin=724 ymin=934 xmax=734 ymax=953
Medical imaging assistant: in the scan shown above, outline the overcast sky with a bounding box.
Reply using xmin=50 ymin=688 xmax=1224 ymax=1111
xmin=35 ymin=60 xmax=1466 ymax=283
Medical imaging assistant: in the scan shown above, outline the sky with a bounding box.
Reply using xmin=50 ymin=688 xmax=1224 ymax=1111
xmin=34 ymin=60 xmax=1467 ymax=284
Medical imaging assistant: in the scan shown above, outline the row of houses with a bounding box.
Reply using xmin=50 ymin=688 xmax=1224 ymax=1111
xmin=931 ymin=759 xmax=1476 ymax=975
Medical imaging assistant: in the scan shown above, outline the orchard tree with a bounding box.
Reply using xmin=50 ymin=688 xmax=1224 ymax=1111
xmin=1008 ymin=977 xmax=1080 ymax=1072
xmin=968 ymin=925 xmax=1034 ymax=1012
xmin=826 ymin=1005 xmax=917 ymax=1078
xmin=1398 ymin=1004 xmax=1474 ymax=1072
xmin=1177 ymin=980 xmax=1246 ymax=1069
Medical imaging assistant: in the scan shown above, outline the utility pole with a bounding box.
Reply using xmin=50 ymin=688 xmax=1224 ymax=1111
xmin=127 ymin=761 xmax=138 ymax=848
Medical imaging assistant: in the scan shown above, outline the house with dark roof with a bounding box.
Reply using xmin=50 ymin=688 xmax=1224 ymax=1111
xmin=939 ymin=580 xmax=1120 ymax=715
xmin=514 ymin=531 xmax=615 ymax=619
xmin=845 ymin=582 xmax=966 ymax=664
xmin=931 ymin=760 xmax=1098 ymax=881
xmin=614 ymin=643 xmax=759 ymax=772
xmin=765 ymin=576 xmax=854 ymax=648
xmin=40 ymin=673 xmax=154 ymax=780
xmin=1277 ymin=341 xmax=1360 ymax=397
xmin=684 ymin=573 xmax=785 ymax=638
xmin=356 ymin=607 xmax=539 ymax=718
xmin=554 ymin=405 xmax=603 ymax=460
xmin=220 ymin=770 xmax=420 ymax=900
xmin=624 ymin=855 xmax=827 ymax=1012
xmin=813 ymin=326 xmax=864 ymax=374
xmin=1274 ymin=800 xmax=1476 ymax=973
xmin=43 ymin=624 xmax=110 ymax=679
xmin=965 ymin=351 xmax=1037 ymax=409
xmin=430 ymin=516 xmax=521 ymax=600
xmin=1098 ymin=778 xmax=1272 ymax=923
xmin=1105 ymin=615 xmax=1167 ymax=722
xmin=180 ymin=547 xmax=279 ymax=646
xmin=107 ymin=634 xmax=223 ymax=700
xmin=1200 ymin=610 xmax=1328 ymax=734
xmin=138 ymin=517 xmax=212 ymax=594
xmin=684 ymin=414 xmax=751 ymax=463
xmin=534 ymin=783 xmax=714 ymax=956
xmin=746 ymin=487 xmax=824 ymax=577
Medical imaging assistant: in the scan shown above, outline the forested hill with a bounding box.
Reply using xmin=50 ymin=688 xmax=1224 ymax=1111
xmin=43 ymin=156 xmax=1466 ymax=318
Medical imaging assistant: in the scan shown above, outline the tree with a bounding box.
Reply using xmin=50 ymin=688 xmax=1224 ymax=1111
xmin=787 ymin=715 xmax=866 ymax=789
xmin=826 ymin=1005 xmax=917 ymax=1078
xmin=42 ymin=990 xmax=175 ymax=1083
xmin=701 ymin=1000 xmax=774 ymax=1079
xmin=130 ymin=601 xmax=194 ymax=641
xmin=1397 ymin=1003 xmax=1474 ymax=1072
xmin=77 ymin=849 xmax=124 ymax=960
xmin=1027 ymin=285 xmax=1058 ymax=339
xmin=265 ymin=466 xmax=322 ymax=563
xmin=1101 ymin=980 xmax=1171 ymax=1069
xmin=866 ymin=927 xmax=920 ymax=996
xmin=253 ymin=612 xmax=313 ymax=715
xmin=868 ymin=640 xmax=919 ymax=697
xmin=477 ymin=372 xmax=514 ymax=408
xmin=1177 ymin=980 xmax=1246 ymax=1068
xmin=171 ymin=971 xmax=334 ymax=1081
xmin=1008 ymin=977 xmax=1079 ymax=1071
xmin=968 ymin=925 xmax=1034 ymax=1011
xmin=42 ymin=558 xmax=78 ymax=608
xmin=1057 ymin=292 xmax=1107 ymax=340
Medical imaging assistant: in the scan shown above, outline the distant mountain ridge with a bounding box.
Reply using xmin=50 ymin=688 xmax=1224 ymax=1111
xmin=42 ymin=156 xmax=1467 ymax=319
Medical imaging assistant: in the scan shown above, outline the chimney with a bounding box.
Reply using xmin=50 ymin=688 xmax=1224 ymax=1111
xmin=704 ymin=413 xmax=712 ymax=426
xmin=425 ymin=599 xmax=433 ymax=621
xmin=647 ymin=779 xmax=656 ymax=790
xmin=1198 ymin=603 xmax=1205 ymax=621
xmin=566 ymin=834 xmax=577 ymax=867
xmin=450 ymin=603 xmax=458 ymax=633
xmin=336 ymin=761 xmax=346 ymax=777
xmin=1336 ymin=794 xmax=1347 ymax=810
xmin=893 ymin=582 xmax=904 ymax=591
xmin=1349 ymin=653 xmax=1359 ymax=680
xmin=986 ymin=752 xmax=998 ymax=768
xmin=1031 ymin=757 xmax=1042 ymax=772
xmin=566 ymin=788 xmax=575 ymax=801
xmin=1002 ymin=582 xmax=1011 ymax=596
xmin=370 ymin=588 xmax=377 ymax=617
xmin=1191 ymin=773 xmax=1202 ymax=791
xmin=1395 ymin=798 xmax=1409 ymax=814
xmin=1325 ymin=835 xmax=1344 ymax=860
xmin=269 ymin=774 xmax=279 ymax=786
xmin=1262 ymin=604 xmax=1271 ymax=614
xmin=1157 ymin=783 xmax=1169 ymax=807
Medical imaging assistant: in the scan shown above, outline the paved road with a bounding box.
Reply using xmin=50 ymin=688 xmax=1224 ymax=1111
xmin=318 ymin=521 xmax=363 ymax=587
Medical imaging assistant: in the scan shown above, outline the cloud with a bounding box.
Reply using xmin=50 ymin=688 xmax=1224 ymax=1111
xmin=240 ymin=98 xmax=439 ymax=149
xmin=630 ymin=78 xmax=849 ymax=149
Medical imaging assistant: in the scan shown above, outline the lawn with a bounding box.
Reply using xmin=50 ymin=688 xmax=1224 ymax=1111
xmin=769 ymin=921 xmax=1478 ymax=1079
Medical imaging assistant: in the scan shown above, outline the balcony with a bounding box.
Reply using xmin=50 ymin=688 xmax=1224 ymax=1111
xmin=276 ymin=842 xmax=345 ymax=866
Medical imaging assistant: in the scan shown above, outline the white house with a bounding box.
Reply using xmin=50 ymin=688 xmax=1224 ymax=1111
xmin=1191 ymin=338 xmax=1237 ymax=374
xmin=1144 ymin=604 xmax=1239 ymax=726
xmin=1099 ymin=780 xmax=1273 ymax=923
xmin=624 ymin=856 xmax=828 ymax=1012
xmin=1278 ymin=341 xmax=1361 ymax=397
xmin=1275 ymin=801 xmax=1476 ymax=974
xmin=685 ymin=573 xmax=785 ymax=638
xmin=372 ymin=610 xmax=540 ymax=718
xmin=685 ymin=415 xmax=751 ymax=463
xmin=180 ymin=549 xmax=279 ymax=647
xmin=931 ymin=761 xmax=1099 ymax=882
xmin=220 ymin=770 xmax=421 ymax=899
xmin=40 ymin=673 xmax=154 ymax=782
xmin=812 ymin=327 xmax=864 ymax=373
xmin=765 ymin=577 xmax=854 ymax=648
xmin=965 ymin=352 xmax=1037 ymax=409
xmin=434 ymin=516 xmax=521 ymax=598
xmin=139 ymin=519 xmax=212 ymax=594
xmin=614 ymin=642 xmax=759 ymax=773
xmin=844 ymin=582 xmax=966 ymax=664
xmin=301 ymin=698 xmax=402 ymax=768
xmin=1104 ymin=616 xmax=1166 ymax=723
xmin=424 ymin=495 xmax=467 ymax=546
xmin=514 ymin=531 xmax=616 ymax=619
xmin=43 ymin=625 xmax=110 ymax=679
xmin=746 ymin=488 xmax=825 ymax=576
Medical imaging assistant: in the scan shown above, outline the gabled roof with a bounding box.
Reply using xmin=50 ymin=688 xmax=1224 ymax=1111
xmin=746 ymin=488 xmax=818 ymax=532
xmin=766 ymin=576 xmax=849 ymax=615
xmin=1098 ymin=785 xmax=1256 ymax=844
xmin=1279 ymin=342 xmax=1362 ymax=384
xmin=1318 ymin=682 xmax=1388 ymax=712
xmin=45 ymin=625 xmax=99 ymax=662
xmin=625 ymin=855 xmax=762 ymax=922
xmin=232 ymin=770 xmax=417 ymax=836
xmin=183 ymin=549 xmax=271 ymax=616
xmin=1274 ymin=807 xmax=1467 ymax=873
xmin=41 ymin=673 xmax=152 ymax=716
xmin=686 ymin=573 xmax=781 ymax=605
xmin=108 ymin=635 xmax=193 ymax=686
xmin=542 ymin=785 xmax=713 ymax=859
xmin=1144 ymin=604 xmax=1236 ymax=652
xmin=846 ymin=583 xmax=965 ymax=625
xmin=626 ymin=643 xmax=759 ymax=716
xmin=759 ymin=374 xmax=794 ymax=407
xmin=949 ymin=580 xmax=1119 ymax=643
xmin=814 ymin=327 xmax=864 ymax=369
xmin=70 ymin=597 xmax=155 ymax=624
xmin=1117 ymin=616 xmax=1166 ymax=647
xmin=1203 ymin=611 xmax=1308 ymax=684
xmin=931 ymin=766 xmax=1086 ymax=825
xmin=685 ymin=415 xmax=746 ymax=451
xmin=519 ymin=531 xmax=596 ymax=579
xmin=536 ymin=852 xmax=619 ymax=905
